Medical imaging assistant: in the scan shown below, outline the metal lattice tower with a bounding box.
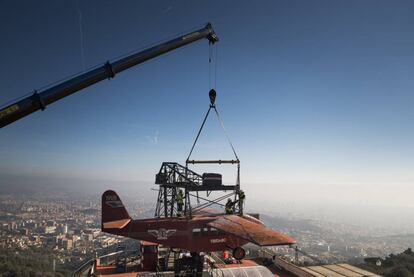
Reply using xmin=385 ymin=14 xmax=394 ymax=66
xmin=154 ymin=162 xmax=239 ymax=218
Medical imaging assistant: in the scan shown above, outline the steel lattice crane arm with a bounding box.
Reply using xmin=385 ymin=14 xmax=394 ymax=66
xmin=0 ymin=23 xmax=218 ymax=128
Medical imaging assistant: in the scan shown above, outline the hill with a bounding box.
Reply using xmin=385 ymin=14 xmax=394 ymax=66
xmin=359 ymin=248 xmax=414 ymax=277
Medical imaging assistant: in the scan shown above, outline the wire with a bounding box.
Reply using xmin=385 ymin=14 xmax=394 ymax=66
xmin=186 ymin=104 xmax=239 ymax=163
xmin=214 ymin=44 xmax=218 ymax=89
xmin=186 ymin=107 xmax=211 ymax=162
xmin=209 ymin=43 xmax=212 ymax=89
xmin=192 ymin=192 xmax=235 ymax=211
xmin=213 ymin=105 xmax=239 ymax=161
xmin=76 ymin=0 xmax=86 ymax=70
xmin=208 ymin=43 xmax=218 ymax=90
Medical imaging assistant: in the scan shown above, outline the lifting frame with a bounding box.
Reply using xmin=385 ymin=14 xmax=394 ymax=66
xmin=154 ymin=90 xmax=242 ymax=218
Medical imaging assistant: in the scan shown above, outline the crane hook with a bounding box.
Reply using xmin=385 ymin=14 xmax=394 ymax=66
xmin=209 ymin=89 xmax=216 ymax=105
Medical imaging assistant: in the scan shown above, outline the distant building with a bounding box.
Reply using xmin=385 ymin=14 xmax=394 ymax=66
xmin=25 ymin=221 xmax=37 ymax=229
xmin=43 ymin=226 xmax=56 ymax=234
xmin=63 ymin=239 xmax=73 ymax=250
xmin=8 ymin=221 xmax=17 ymax=230
xmin=41 ymin=236 xmax=56 ymax=247
xmin=83 ymin=233 xmax=93 ymax=241
xmin=83 ymin=228 xmax=100 ymax=238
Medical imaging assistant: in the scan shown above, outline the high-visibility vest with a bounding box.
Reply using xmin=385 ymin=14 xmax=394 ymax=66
xmin=176 ymin=194 xmax=183 ymax=204
xmin=225 ymin=201 xmax=234 ymax=214
xmin=225 ymin=207 xmax=233 ymax=214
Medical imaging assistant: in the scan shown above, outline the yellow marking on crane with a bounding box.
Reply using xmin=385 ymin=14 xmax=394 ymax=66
xmin=0 ymin=104 xmax=19 ymax=119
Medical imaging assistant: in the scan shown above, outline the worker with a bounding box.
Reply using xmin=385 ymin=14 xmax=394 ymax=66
xmin=225 ymin=198 xmax=234 ymax=214
xmin=238 ymin=190 xmax=245 ymax=214
xmin=176 ymin=190 xmax=184 ymax=216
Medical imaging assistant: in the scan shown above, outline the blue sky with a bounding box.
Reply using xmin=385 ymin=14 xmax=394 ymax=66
xmin=0 ymin=1 xmax=413 ymax=209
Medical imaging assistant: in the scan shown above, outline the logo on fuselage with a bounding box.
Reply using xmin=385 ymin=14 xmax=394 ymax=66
xmin=148 ymin=228 xmax=177 ymax=240
xmin=105 ymin=195 xmax=124 ymax=208
xmin=210 ymin=238 xmax=226 ymax=244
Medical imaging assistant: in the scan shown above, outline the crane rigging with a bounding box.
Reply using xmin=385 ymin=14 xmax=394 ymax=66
xmin=0 ymin=23 xmax=218 ymax=128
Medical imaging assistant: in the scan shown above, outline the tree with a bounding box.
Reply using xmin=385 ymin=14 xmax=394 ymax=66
xmin=387 ymin=266 xmax=414 ymax=277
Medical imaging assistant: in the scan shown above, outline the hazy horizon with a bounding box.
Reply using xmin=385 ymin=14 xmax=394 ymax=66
xmin=1 ymin=1 xmax=414 ymax=237
xmin=1 ymin=172 xmax=413 ymax=234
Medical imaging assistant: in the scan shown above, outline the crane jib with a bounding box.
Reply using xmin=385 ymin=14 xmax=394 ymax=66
xmin=0 ymin=23 xmax=218 ymax=128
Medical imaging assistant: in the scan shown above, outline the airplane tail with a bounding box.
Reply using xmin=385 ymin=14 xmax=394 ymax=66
xmin=101 ymin=190 xmax=131 ymax=230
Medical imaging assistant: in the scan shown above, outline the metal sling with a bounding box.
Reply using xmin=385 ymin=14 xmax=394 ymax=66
xmin=185 ymin=90 xmax=242 ymax=214
xmin=186 ymin=89 xmax=240 ymax=165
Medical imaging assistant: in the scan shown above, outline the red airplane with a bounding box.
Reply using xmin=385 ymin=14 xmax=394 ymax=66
xmin=101 ymin=190 xmax=295 ymax=260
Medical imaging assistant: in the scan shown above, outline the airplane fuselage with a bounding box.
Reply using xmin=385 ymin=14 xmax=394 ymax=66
xmin=103 ymin=215 xmax=246 ymax=252
xmin=101 ymin=189 xmax=295 ymax=258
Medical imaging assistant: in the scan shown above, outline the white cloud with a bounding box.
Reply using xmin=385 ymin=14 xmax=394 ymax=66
xmin=145 ymin=130 xmax=159 ymax=145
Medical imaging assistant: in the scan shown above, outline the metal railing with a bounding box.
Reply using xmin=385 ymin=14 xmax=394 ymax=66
xmin=72 ymin=250 xmax=140 ymax=277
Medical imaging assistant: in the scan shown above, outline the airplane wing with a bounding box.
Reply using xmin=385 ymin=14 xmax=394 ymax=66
xmin=207 ymin=215 xmax=295 ymax=246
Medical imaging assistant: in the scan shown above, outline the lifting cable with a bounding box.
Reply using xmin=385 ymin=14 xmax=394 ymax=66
xmin=186 ymin=42 xmax=239 ymax=163
xmin=213 ymin=105 xmax=239 ymax=161
xmin=208 ymin=41 xmax=218 ymax=90
xmin=185 ymin=42 xmax=241 ymax=211
xmin=186 ymin=106 xmax=211 ymax=162
xmin=185 ymin=91 xmax=239 ymax=163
